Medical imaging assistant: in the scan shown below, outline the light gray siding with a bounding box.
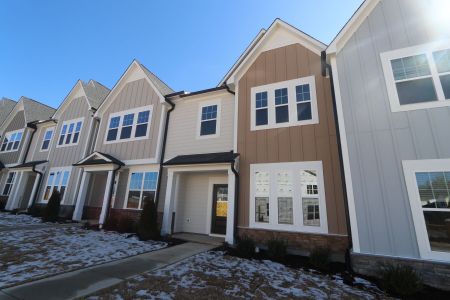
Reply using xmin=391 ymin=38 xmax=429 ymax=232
xmin=165 ymin=92 xmax=234 ymax=160
xmin=95 ymin=78 xmax=163 ymax=162
xmin=27 ymin=124 xmax=55 ymax=162
xmin=112 ymin=169 xmax=130 ymax=209
xmin=335 ymin=0 xmax=450 ymax=258
xmin=0 ymin=110 xmax=26 ymax=165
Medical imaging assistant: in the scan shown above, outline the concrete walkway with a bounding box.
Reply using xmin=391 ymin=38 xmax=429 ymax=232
xmin=0 ymin=242 xmax=214 ymax=300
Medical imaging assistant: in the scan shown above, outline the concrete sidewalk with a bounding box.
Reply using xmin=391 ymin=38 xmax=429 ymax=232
xmin=0 ymin=242 xmax=215 ymax=300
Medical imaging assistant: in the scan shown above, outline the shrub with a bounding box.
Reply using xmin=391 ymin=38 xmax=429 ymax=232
xmin=42 ymin=190 xmax=61 ymax=222
xmin=137 ymin=197 xmax=159 ymax=241
xmin=380 ymin=264 xmax=422 ymax=296
xmin=266 ymin=238 xmax=287 ymax=262
xmin=309 ymin=247 xmax=331 ymax=271
xmin=236 ymin=235 xmax=256 ymax=258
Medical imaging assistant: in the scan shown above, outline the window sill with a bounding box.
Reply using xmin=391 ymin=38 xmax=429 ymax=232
xmin=104 ymin=135 xmax=150 ymax=145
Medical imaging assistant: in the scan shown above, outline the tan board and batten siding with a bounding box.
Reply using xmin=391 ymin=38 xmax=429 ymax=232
xmin=0 ymin=110 xmax=26 ymax=165
xmin=165 ymin=91 xmax=234 ymax=160
xmin=95 ymin=78 xmax=163 ymax=161
xmin=37 ymin=96 xmax=93 ymax=205
xmin=237 ymin=43 xmax=347 ymax=235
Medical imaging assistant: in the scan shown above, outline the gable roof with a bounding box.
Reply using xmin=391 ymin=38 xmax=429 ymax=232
xmin=219 ymin=18 xmax=326 ymax=86
xmin=0 ymin=98 xmax=16 ymax=127
xmin=95 ymin=60 xmax=174 ymax=116
xmin=164 ymin=151 xmax=239 ymax=166
xmin=326 ymin=0 xmax=380 ymax=54
xmin=53 ymin=79 xmax=110 ymax=120
xmin=73 ymin=151 xmax=124 ymax=166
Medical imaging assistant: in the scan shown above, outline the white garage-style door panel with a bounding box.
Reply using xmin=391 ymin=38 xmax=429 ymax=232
xmin=174 ymin=173 xmax=227 ymax=234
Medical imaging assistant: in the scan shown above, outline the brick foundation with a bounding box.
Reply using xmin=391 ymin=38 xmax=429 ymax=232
xmin=351 ymin=252 xmax=450 ymax=291
xmin=238 ymin=227 xmax=349 ymax=262
xmin=82 ymin=206 xmax=102 ymax=220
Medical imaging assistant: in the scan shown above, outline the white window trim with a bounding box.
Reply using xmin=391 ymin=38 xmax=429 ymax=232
xmin=403 ymin=159 xmax=450 ymax=261
xmin=0 ymin=129 xmax=24 ymax=153
xmin=103 ymin=105 xmax=153 ymax=144
xmin=123 ymin=165 xmax=159 ymax=210
xmin=40 ymin=167 xmax=72 ymax=203
xmin=2 ymin=171 xmax=16 ymax=196
xmin=381 ymin=40 xmax=450 ymax=112
xmin=40 ymin=127 xmax=55 ymax=152
xmin=250 ymin=76 xmax=319 ymax=131
xmin=249 ymin=161 xmax=328 ymax=234
xmin=56 ymin=117 xmax=84 ymax=148
xmin=196 ymin=99 xmax=221 ymax=139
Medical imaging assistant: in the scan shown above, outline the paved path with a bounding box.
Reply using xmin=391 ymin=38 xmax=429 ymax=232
xmin=0 ymin=242 xmax=215 ymax=300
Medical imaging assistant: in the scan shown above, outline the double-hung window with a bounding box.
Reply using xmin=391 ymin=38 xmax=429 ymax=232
xmin=126 ymin=171 xmax=158 ymax=209
xmin=2 ymin=172 xmax=16 ymax=196
xmin=40 ymin=127 xmax=54 ymax=151
xmin=198 ymin=100 xmax=221 ymax=138
xmin=105 ymin=106 xmax=152 ymax=143
xmin=0 ymin=130 xmax=23 ymax=152
xmin=251 ymin=76 xmax=318 ymax=131
xmin=250 ymin=161 xmax=328 ymax=233
xmin=57 ymin=118 xmax=83 ymax=147
xmin=43 ymin=168 xmax=71 ymax=202
xmin=403 ymin=159 xmax=450 ymax=260
xmin=381 ymin=41 xmax=450 ymax=112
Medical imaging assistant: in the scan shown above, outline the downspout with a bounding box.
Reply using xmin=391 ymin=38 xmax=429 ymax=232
xmin=321 ymin=51 xmax=353 ymax=271
xmin=22 ymin=123 xmax=37 ymax=164
xmin=154 ymin=97 xmax=175 ymax=208
xmin=230 ymin=155 xmax=239 ymax=242
xmin=28 ymin=164 xmax=43 ymax=209
xmin=103 ymin=164 xmax=122 ymax=227
xmin=24 ymin=123 xmax=39 ymax=210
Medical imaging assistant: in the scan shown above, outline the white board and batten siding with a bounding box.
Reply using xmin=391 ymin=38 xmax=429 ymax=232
xmin=334 ymin=0 xmax=450 ymax=258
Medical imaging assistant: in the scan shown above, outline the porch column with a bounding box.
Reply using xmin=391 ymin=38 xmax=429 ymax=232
xmin=161 ymin=170 xmax=175 ymax=235
xmin=226 ymin=168 xmax=236 ymax=244
xmin=27 ymin=172 xmax=41 ymax=209
xmin=99 ymin=170 xmax=114 ymax=226
xmin=73 ymin=171 xmax=90 ymax=221
xmin=6 ymin=171 xmax=24 ymax=210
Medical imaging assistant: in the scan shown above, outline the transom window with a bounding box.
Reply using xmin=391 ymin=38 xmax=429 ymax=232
xmin=403 ymin=159 xmax=450 ymax=261
xmin=197 ymin=100 xmax=221 ymax=138
xmin=250 ymin=161 xmax=328 ymax=233
xmin=2 ymin=172 xmax=16 ymax=196
xmin=105 ymin=106 xmax=152 ymax=143
xmin=126 ymin=171 xmax=158 ymax=209
xmin=40 ymin=127 xmax=54 ymax=151
xmin=43 ymin=168 xmax=71 ymax=202
xmin=251 ymin=76 xmax=318 ymax=131
xmin=381 ymin=41 xmax=450 ymax=112
xmin=58 ymin=119 xmax=83 ymax=147
xmin=0 ymin=130 xmax=23 ymax=153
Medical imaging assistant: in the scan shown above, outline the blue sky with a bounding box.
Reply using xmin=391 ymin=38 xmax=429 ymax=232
xmin=0 ymin=0 xmax=363 ymax=108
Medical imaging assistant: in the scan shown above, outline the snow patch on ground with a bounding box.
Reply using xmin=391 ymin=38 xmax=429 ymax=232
xmin=0 ymin=226 xmax=167 ymax=288
xmin=88 ymin=251 xmax=391 ymax=299
xmin=0 ymin=212 xmax=41 ymax=227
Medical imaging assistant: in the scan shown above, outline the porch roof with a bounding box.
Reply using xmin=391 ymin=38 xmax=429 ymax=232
xmin=163 ymin=151 xmax=239 ymax=166
xmin=73 ymin=152 xmax=124 ymax=167
xmin=10 ymin=160 xmax=47 ymax=169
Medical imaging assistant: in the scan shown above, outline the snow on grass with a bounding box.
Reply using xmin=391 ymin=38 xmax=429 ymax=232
xmin=86 ymin=251 xmax=391 ymax=299
xmin=0 ymin=226 xmax=167 ymax=288
xmin=0 ymin=212 xmax=41 ymax=227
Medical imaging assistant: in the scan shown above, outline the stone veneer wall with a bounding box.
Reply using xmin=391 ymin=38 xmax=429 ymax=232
xmin=351 ymin=252 xmax=450 ymax=291
xmin=238 ymin=227 xmax=349 ymax=262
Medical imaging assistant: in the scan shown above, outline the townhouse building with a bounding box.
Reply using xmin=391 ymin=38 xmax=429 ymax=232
xmin=0 ymin=98 xmax=16 ymax=131
xmin=326 ymin=0 xmax=450 ymax=289
xmin=0 ymin=97 xmax=55 ymax=210
xmin=73 ymin=60 xmax=173 ymax=227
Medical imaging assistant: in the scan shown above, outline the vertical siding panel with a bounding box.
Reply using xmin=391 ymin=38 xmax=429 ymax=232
xmin=255 ymin=55 xmax=268 ymax=163
xmin=287 ymin=45 xmax=302 ymax=162
xmin=276 ymin=47 xmax=290 ymax=162
xmin=265 ymin=49 xmax=279 ymax=163
xmin=246 ymin=65 xmax=257 ymax=167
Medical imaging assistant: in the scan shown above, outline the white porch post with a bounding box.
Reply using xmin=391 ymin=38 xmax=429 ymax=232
xmin=99 ymin=170 xmax=114 ymax=226
xmin=161 ymin=170 xmax=175 ymax=235
xmin=73 ymin=171 xmax=90 ymax=221
xmin=226 ymin=168 xmax=236 ymax=244
xmin=6 ymin=171 xmax=24 ymax=210
xmin=27 ymin=172 xmax=41 ymax=209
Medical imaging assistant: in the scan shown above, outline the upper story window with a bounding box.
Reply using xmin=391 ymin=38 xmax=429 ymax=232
xmin=125 ymin=171 xmax=158 ymax=209
xmin=381 ymin=40 xmax=450 ymax=112
xmin=40 ymin=127 xmax=54 ymax=151
xmin=0 ymin=130 xmax=23 ymax=153
xmin=250 ymin=76 xmax=318 ymax=131
xmin=105 ymin=105 xmax=152 ymax=144
xmin=57 ymin=118 xmax=83 ymax=147
xmin=250 ymin=161 xmax=328 ymax=234
xmin=197 ymin=100 xmax=221 ymax=139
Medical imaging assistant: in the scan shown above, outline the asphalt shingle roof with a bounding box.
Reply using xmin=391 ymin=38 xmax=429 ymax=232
xmin=82 ymin=80 xmax=111 ymax=110
xmin=0 ymin=98 xmax=16 ymax=126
